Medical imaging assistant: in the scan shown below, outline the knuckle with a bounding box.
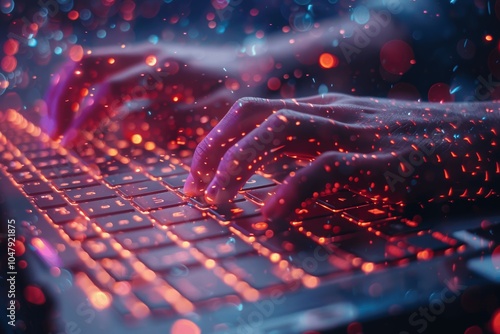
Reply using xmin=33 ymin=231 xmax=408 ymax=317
xmin=191 ymin=140 xmax=210 ymax=165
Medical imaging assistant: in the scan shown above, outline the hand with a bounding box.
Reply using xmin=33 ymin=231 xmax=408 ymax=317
xmin=184 ymin=94 xmax=499 ymax=220
xmin=43 ymin=42 xmax=257 ymax=145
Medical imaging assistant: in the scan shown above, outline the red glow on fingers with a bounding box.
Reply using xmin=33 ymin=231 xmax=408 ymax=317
xmin=380 ymin=40 xmax=415 ymax=75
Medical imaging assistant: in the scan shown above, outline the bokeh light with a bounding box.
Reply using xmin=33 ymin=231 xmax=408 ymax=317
xmin=0 ymin=73 xmax=8 ymax=96
xmin=0 ymin=0 xmax=14 ymax=14
xmin=380 ymin=40 xmax=415 ymax=75
xmin=1 ymin=56 xmax=17 ymax=73
xmin=3 ymin=39 xmax=19 ymax=56
xmin=24 ymin=285 xmax=46 ymax=305
xmin=428 ymin=83 xmax=454 ymax=103
xmin=146 ymin=55 xmax=157 ymax=66
xmin=171 ymin=319 xmax=201 ymax=334
xmin=69 ymin=45 xmax=84 ymax=62
xmin=319 ymin=53 xmax=339 ymax=69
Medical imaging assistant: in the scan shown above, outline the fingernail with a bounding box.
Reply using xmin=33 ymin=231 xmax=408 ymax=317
xmin=262 ymin=196 xmax=286 ymax=221
xmin=183 ymin=174 xmax=198 ymax=196
xmin=205 ymin=183 xmax=219 ymax=204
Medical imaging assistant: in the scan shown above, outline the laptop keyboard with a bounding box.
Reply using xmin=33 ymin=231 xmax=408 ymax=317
xmin=0 ymin=109 xmax=472 ymax=319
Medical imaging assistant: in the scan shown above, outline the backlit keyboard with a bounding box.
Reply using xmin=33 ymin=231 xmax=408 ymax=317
xmin=0 ymin=108 xmax=469 ymax=319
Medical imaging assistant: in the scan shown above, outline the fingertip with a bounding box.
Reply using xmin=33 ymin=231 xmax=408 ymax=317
xmin=183 ymin=173 xmax=201 ymax=196
xmin=204 ymin=180 xmax=236 ymax=204
xmin=262 ymin=194 xmax=287 ymax=221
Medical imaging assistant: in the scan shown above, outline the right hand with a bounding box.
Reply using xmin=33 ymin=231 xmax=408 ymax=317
xmin=43 ymin=42 xmax=251 ymax=145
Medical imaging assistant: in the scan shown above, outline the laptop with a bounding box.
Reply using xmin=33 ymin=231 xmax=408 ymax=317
xmin=1 ymin=94 xmax=500 ymax=334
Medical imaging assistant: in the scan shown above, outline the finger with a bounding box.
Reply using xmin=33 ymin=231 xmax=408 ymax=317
xmin=54 ymin=63 xmax=151 ymax=140
xmin=44 ymin=61 xmax=80 ymax=136
xmin=260 ymin=151 xmax=395 ymax=221
xmin=204 ymin=109 xmax=372 ymax=203
xmin=184 ymin=96 xmax=362 ymax=196
xmin=59 ymin=83 xmax=111 ymax=146
xmin=46 ymin=53 xmax=154 ymax=138
xmin=184 ymin=97 xmax=284 ymax=195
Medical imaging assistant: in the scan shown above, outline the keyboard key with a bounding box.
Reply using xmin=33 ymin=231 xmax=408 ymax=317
xmin=151 ymin=205 xmax=206 ymax=225
xmin=289 ymin=202 xmax=333 ymax=221
xmin=260 ymin=229 xmax=319 ymax=254
xmin=22 ymin=181 xmax=52 ymax=195
xmin=127 ymin=147 xmax=159 ymax=163
xmin=33 ymin=193 xmax=67 ymax=209
xmin=298 ymin=216 xmax=362 ymax=241
xmin=18 ymin=142 xmax=49 ymax=152
xmin=170 ymin=218 xmax=230 ymax=241
xmin=196 ymin=236 xmax=255 ymax=259
xmin=52 ymin=175 xmax=99 ymax=190
xmin=64 ymin=185 xmax=116 ymax=203
xmin=144 ymin=161 xmax=186 ymax=177
xmin=137 ymin=245 xmax=198 ymax=272
xmin=31 ymin=156 xmax=69 ymax=169
xmin=79 ymin=197 xmax=135 ymax=218
xmin=104 ymin=172 xmax=149 ymax=186
xmin=100 ymin=258 xmax=138 ymax=281
xmin=241 ymin=174 xmax=276 ymax=190
xmin=134 ymin=285 xmax=173 ymax=313
xmin=232 ymin=215 xmax=274 ymax=237
xmin=405 ymin=234 xmax=458 ymax=252
xmin=5 ymin=160 xmax=28 ymax=173
xmin=317 ymin=190 xmax=370 ymax=211
xmin=25 ymin=149 xmax=58 ymax=160
xmin=62 ymin=219 xmax=99 ymax=240
xmin=188 ymin=193 xmax=245 ymax=208
xmin=42 ymin=165 xmax=84 ymax=179
xmin=165 ymin=266 xmax=235 ymax=302
xmin=94 ymin=211 xmax=153 ymax=233
xmin=94 ymin=159 xmax=132 ymax=175
xmin=116 ymin=180 xmax=166 ymax=198
xmin=245 ymin=186 xmax=277 ymax=204
xmin=115 ymin=228 xmax=172 ymax=250
xmin=11 ymin=170 xmax=40 ymax=183
xmin=373 ymin=219 xmax=432 ymax=237
xmin=222 ymin=255 xmax=283 ymax=289
xmin=46 ymin=205 xmax=81 ymax=224
xmin=343 ymin=205 xmax=396 ymax=225
xmin=286 ymin=246 xmax=342 ymax=277
xmin=132 ymin=192 xmax=185 ymax=211
xmin=333 ymin=233 xmax=412 ymax=263
xmin=161 ymin=173 xmax=189 ymax=189
xmin=82 ymin=238 xmax=120 ymax=259
xmin=211 ymin=200 xmax=261 ymax=221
